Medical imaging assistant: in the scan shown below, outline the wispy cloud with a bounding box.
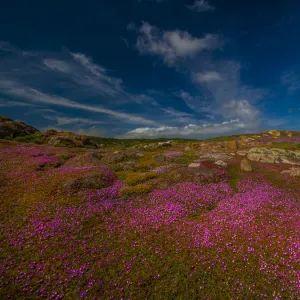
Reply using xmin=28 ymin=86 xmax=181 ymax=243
xmin=0 ymin=79 xmax=157 ymax=126
xmin=281 ymin=70 xmax=300 ymax=94
xmin=0 ymin=99 xmax=38 ymax=107
xmin=121 ymin=119 xmax=245 ymax=138
xmin=44 ymin=52 xmax=125 ymax=97
xmin=186 ymin=0 xmax=215 ymax=12
xmin=135 ymin=22 xmax=222 ymax=65
xmin=42 ymin=114 xmax=106 ymax=127
xmin=194 ymin=71 xmax=223 ymax=82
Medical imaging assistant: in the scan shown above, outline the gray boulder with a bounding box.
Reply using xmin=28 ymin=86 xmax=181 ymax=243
xmin=248 ymin=148 xmax=300 ymax=165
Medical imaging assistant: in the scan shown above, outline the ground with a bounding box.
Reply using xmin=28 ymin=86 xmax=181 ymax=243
xmin=0 ymin=130 xmax=300 ymax=299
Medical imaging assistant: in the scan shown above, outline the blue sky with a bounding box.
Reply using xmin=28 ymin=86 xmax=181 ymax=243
xmin=0 ymin=0 xmax=300 ymax=138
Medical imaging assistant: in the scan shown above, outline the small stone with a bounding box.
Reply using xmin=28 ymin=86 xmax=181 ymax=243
xmin=237 ymin=150 xmax=248 ymax=156
xmin=114 ymin=151 xmax=120 ymax=154
xmin=188 ymin=163 xmax=201 ymax=168
xmin=185 ymin=146 xmax=191 ymax=151
xmin=240 ymin=159 xmax=252 ymax=172
xmin=136 ymin=153 xmax=144 ymax=158
xmin=215 ymin=160 xmax=228 ymax=167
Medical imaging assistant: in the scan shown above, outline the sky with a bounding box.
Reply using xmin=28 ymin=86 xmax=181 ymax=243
xmin=0 ymin=0 xmax=300 ymax=139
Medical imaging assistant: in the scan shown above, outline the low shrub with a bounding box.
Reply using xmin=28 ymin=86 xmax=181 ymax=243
xmin=124 ymin=171 xmax=157 ymax=186
xmin=55 ymin=153 xmax=71 ymax=160
xmin=5 ymin=132 xmax=44 ymax=144
xmin=120 ymin=183 xmax=153 ymax=196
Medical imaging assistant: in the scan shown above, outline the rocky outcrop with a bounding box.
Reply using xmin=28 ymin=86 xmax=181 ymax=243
xmin=248 ymin=148 xmax=300 ymax=165
xmin=0 ymin=116 xmax=39 ymax=138
xmin=44 ymin=130 xmax=97 ymax=148
xmin=63 ymin=167 xmax=116 ymax=193
xmin=268 ymin=130 xmax=281 ymax=137
xmin=281 ymin=167 xmax=300 ymax=177
xmin=158 ymin=141 xmax=172 ymax=147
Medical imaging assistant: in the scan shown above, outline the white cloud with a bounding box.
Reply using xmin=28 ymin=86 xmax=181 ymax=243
xmin=122 ymin=119 xmax=245 ymax=138
xmin=136 ymin=22 xmax=222 ymax=65
xmin=281 ymin=71 xmax=300 ymax=94
xmin=44 ymin=59 xmax=72 ymax=73
xmin=162 ymin=107 xmax=194 ymax=117
xmin=42 ymin=114 xmax=106 ymax=126
xmin=186 ymin=0 xmax=215 ymax=12
xmin=220 ymin=99 xmax=260 ymax=122
xmin=44 ymin=52 xmax=124 ymax=97
xmin=0 ymin=99 xmax=38 ymax=107
xmin=194 ymin=71 xmax=222 ymax=82
xmin=0 ymin=80 xmax=157 ymax=126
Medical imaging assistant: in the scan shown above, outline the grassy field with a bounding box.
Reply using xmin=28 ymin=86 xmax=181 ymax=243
xmin=0 ymin=139 xmax=299 ymax=299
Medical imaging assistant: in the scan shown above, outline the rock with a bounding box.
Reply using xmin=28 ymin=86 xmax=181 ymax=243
xmin=112 ymin=161 xmax=138 ymax=172
xmin=237 ymin=150 xmax=248 ymax=156
xmin=224 ymin=140 xmax=238 ymax=152
xmin=154 ymin=155 xmax=167 ymax=163
xmin=198 ymin=152 xmax=232 ymax=162
xmin=215 ymin=160 xmax=228 ymax=167
xmin=63 ymin=168 xmax=116 ymax=193
xmin=188 ymin=163 xmax=201 ymax=168
xmin=247 ymin=148 xmax=300 ymax=165
xmin=281 ymin=168 xmax=300 ymax=177
xmin=158 ymin=141 xmax=172 ymax=147
xmin=240 ymin=159 xmax=252 ymax=172
xmin=268 ymin=130 xmax=281 ymax=137
xmin=0 ymin=116 xmax=40 ymax=139
xmin=174 ymin=165 xmax=227 ymax=185
xmin=230 ymin=153 xmax=236 ymax=156
xmin=237 ymin=140 xmax=248 ymax=148
xmin=287 ymin=132 xmax=293 ymax=137
xmin=185 ymin=146 xmax=191 ymax=151
xmin=136 ymin=153 xmax=144 ymax=158
xmin=45 ymin=131 xmax=97 ymax=148
xmin=114 ymin=151 xmax=120 ymax=154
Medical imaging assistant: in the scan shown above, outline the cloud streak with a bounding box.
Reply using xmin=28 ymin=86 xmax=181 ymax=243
xmin=186 ymin=0 xmax=215 ymax=12
xmin=0 ymin=80 xmax=157 ymax=126
xmin=122 ymin=119 xmax=245 ymax=138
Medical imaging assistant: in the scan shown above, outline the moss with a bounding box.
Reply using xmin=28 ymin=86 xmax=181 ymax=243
xmin=124 ymin=172 xmax=157 ymax=186
xmin=120 ymin=184 xmax=153 ymax=196
xmin=228 ymin=165 xmax=239 ymax=192
xmin=55 ymin=153 xmax=70 ymax=160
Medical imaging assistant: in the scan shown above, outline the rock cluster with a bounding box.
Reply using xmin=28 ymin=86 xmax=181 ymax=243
xmin=0 ymin=116 xmax=39 ymax=138
xmin=247 ymin=148 xmax=300 ymax=165
xmin=44 ymin=130 xmax=97 ymax=148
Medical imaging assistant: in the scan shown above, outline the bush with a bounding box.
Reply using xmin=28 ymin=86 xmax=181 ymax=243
xmin=55 ymin=153 xmax=70 ymax=160
xmin=124 ymin=172 xmax=156 ymax=186
xmin=5 ymin=132 xmax=44 ymax=144
xmin=120 ymin=184 xmax=153 ymax=196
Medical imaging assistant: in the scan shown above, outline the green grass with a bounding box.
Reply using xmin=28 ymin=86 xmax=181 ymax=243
xmin=4 ymin=132 xmax=44 ymax=144
xmin=228 ymin=165 xmax=239 ymax=192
